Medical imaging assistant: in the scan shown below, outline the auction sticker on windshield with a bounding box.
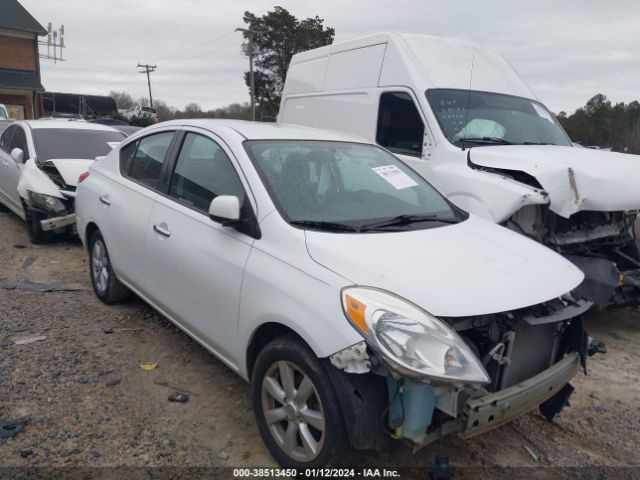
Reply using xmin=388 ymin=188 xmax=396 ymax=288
xmin=372 ymin=165 xmax=418 ymax=190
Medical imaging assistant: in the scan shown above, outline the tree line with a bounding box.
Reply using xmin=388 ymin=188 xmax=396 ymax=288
xmin=557 ymin=94 xmax=640 ymax=153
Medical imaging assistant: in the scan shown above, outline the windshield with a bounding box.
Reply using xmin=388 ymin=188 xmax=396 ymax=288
xmin=33 ymin=128 xmax=126 ymax=162
xmin=426 ymin=89 xmax=572 ymax=147
xmin=245 ymin=140 xmax=465 ymax=232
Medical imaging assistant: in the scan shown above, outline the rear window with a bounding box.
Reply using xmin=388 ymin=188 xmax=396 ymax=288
xmin=119 ymin=131 xmax=174 ymax=189
xmin=33 ymin=128 xmax=126 ymax=162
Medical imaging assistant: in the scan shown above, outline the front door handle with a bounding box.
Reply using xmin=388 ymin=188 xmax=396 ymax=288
xmin=99 ymin=195 xmax=111 ymax=206
xmin=153 ymin=223 xmax=171 ymax=238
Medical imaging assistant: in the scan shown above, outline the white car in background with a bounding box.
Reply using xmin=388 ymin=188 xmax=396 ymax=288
xmin=76 ymin=119 xmax=595 ymax=468
xmin=123 ymin=105 xmax=157 ymax=120
xmin=0 ymin=104 xmax=9 ymax=119
xmin=0 ymin=120 xmax=126 ymax=243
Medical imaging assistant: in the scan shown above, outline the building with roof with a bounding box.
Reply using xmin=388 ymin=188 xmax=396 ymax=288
xmin=0 ymin=0 xmax=46 ymax=119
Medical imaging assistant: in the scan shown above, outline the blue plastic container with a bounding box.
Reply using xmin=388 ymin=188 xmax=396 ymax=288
xmin=386 ymin=377 xmax=436 ymax=440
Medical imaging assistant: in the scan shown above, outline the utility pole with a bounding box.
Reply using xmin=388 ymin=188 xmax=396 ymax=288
xmin=39 ymin=23 xmax=65 ymax=63
xmin=137 ymin=63 xmax=157 ymax=108
xmin=235 ymin=28 xmax=257 ymax=121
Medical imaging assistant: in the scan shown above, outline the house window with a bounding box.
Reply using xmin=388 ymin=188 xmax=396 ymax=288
xmin=6 ymin=105 xmax=25 ymax=120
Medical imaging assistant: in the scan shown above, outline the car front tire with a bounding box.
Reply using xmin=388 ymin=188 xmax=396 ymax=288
xmin=89 ymin=230 xmax=131 ymax=303
xmin=252 ymin=334 xmax=352 ymax=468
xmin=24 ymin=208 xmax=53 ymax=244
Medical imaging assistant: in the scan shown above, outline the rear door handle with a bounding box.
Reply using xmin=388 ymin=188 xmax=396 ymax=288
xmin=153 ymin=223 xmax=171 ymax=237
xmin=99 ymin=195 xmax=111 ymax=206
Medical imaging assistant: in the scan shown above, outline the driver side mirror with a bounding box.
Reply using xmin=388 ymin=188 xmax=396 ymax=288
xmin=209 ymin=195 xmax=241 ymax=226
xmin=10 ymin=148 xmax=24 ymax=163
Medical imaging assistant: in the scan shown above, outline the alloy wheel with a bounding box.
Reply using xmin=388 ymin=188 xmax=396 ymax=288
xmin=91 ymin=239 xmax=109 ymax=294
xmin=261 ymin=360 xmax=326 ymax=463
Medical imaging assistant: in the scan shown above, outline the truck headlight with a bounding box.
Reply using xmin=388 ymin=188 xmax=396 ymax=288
xmin=341 ymin=287 xmax=490 ymax=385
xmin=27 ymin=191 xmax=66 ymax=212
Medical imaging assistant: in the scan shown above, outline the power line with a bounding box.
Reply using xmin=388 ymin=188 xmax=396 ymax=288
xmin=137 ymin=64 xmax=157 ymax=107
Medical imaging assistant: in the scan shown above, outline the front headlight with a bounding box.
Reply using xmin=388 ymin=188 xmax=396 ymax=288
xmin=27 ymin=191 xmax=66 ymax=212
xmin=341 ymin=286 xmax=490 ymax=385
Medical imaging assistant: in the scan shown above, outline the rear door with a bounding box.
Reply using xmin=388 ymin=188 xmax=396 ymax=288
xmin=144 ymin=129 xmax=255 ymax=366
xmin=96 ymin=129 xmax=177 ymax=291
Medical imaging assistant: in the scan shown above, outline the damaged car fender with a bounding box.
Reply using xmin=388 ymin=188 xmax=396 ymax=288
xmin=17 ymin=158 xmax=64 ymax=201
xmin=416 ymin=151 xmax=550 ymax=223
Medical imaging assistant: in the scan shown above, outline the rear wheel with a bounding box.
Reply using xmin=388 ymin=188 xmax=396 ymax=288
xmin=24 ymin=207 xmax=52 ymax=244
xmin=251 ymin=335 xmax=352 ymax=468
xmin=89 ymin=230 xmax=131 ymax=303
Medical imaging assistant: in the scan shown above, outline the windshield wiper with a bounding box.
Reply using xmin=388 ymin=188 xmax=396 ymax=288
xmin=522 ymin=141 xmax=556 ymax=145
xmin=360 ymin=214 xmax=460 ymax=231
xmin=456 ymin=137 xmax=514 ymax=145
xmin=289 ymin=220 xmax=358 ymax=232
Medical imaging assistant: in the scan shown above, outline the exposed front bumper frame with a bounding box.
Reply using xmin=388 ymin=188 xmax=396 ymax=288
xmin=461 ymin=352 xmax=580 ymax=438
xmin=40 ymin=213 xmax=76 ymax=231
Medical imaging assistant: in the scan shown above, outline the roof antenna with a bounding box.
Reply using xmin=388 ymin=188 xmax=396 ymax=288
xmin=460 ymin=52 xmax=475 ymax=151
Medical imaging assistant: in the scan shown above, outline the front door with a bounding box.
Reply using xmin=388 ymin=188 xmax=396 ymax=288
xmin=145 ymin=131 xmax=254 ymax=367
xmin=0 ymin=125 xmax=27 ymax=214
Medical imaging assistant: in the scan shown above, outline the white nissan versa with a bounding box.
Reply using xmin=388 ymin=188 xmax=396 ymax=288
xmin=76 ymin=120 xmax=596 ymax=467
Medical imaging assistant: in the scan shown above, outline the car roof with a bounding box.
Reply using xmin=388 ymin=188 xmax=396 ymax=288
xmin=153 ymin=119 xmax=368 ymax=143
xmin=23 ymin=119 xmax=122 ymax=132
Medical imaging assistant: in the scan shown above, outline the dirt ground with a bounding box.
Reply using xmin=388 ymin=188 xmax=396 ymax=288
xmin=0 ymin=209 xmax=639 ymax=479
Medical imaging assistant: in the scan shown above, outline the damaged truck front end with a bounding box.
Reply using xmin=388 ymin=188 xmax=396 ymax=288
xmin=331 ymin=288 xmax=594 ymax=452
xmin=512 ymin=206 xmax=640 ymax=306
xmin=466 ymin=146 xmax=640 ymax=307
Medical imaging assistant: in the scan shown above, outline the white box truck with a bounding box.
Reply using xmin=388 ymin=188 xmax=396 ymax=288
xmin=279 ymin=32 xmax=640 ymax=306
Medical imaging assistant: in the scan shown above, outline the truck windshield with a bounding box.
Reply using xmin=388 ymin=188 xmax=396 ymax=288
xmin=245 ymin=140 xmax=465 ymax=233
xmin=426 ymin=89 xmax=572 ymax=147
xmin=33 ymin=128 xmax=126 ymax=161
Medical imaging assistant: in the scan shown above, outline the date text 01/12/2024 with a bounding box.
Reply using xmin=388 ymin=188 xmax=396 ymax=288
xmin=233 ymin=468 xmax=400 ymax=477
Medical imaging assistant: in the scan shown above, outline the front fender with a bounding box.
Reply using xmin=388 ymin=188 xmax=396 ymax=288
xmin=17 ymin=159 xmax=63 ymax=200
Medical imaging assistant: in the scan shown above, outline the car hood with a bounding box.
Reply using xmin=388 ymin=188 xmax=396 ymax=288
xmin=469 ymin=145 xmax=640 ymax=218
xmin=304 ymin=216 xmax=584 ymax=317
xmin=46 ymin=159 xmax=93 ymax=187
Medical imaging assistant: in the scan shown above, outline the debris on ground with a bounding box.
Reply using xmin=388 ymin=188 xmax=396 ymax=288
xmin=19 ymin=448 xmax=33 ymax=458
xmin=524 ymin=445 xmax=539 ymax=462
xmin=167 ymin=392 xmax=189 ymax=403
xmin=0 ymin=416 xmax=30 ymax=444
xmin=218 ymin=451 xmax=229 ymax=460
xmin=139 ymin=363 xmax=158 ymax=371
xmin=4 ymin=280 xmax=83 ymax=292
xmin=13 ymin=244 xmax=26 ymax=249
xmin=105 ymin=379 xmax=121 ymax=387
xmin=12 ymin=334 xmax=47 ymax=345
xmin=58 ymin=448 xmax=80 ymax=457
xmin=21 ymin=255 xmax=38 ymax=269
xmin=104 ymin=327 xmax=144 ymax=334
xmin=154 ymin=379 xmax=199 ymax=396
xmin=429 ymin=455 xmax=452 ymax=480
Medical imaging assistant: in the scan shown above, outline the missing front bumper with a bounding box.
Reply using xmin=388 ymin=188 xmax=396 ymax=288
xmin=40 ymin=213 xmax=76 ymax=231
xmin=460 ymin=352 xmax=580 ymax=438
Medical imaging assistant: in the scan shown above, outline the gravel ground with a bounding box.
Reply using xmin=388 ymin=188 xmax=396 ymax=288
xmin=0 ymin=209 xmax=639 ymax=479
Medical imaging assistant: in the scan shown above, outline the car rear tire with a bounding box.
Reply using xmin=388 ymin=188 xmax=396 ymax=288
xmin=251 ymin=334 xmax=352 ymax=468
xmin=24 ymin=207 xmax=53 ymax=244
xmin=89 ymin=230 xmax=131 ymax=303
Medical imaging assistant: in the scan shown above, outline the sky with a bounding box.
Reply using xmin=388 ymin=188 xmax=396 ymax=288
xmin=20 ymin=0 xmax=639 ymax=114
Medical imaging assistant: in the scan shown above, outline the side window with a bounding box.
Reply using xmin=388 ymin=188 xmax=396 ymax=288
xmin=121 ymin=131 xmax=174 ymax=189
xmin=9 ymin=127 xmax=29 ymax=159
xmin=0 ymin=126 xmax=15 ymax=153
xmin=169 ymin=133 xmax=245 ymax=213
xmin=376 ymin=92 xmax=425 ymax=156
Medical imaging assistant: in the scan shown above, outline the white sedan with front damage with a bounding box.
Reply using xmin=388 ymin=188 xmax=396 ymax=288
xmin=76 ymin=119 xmax=598 ymax=468
xmin=0 ymin=120 xmax=125 ymax=243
